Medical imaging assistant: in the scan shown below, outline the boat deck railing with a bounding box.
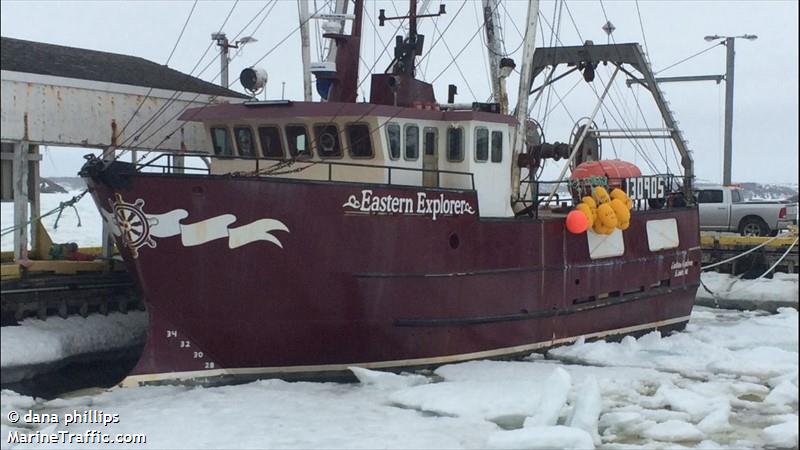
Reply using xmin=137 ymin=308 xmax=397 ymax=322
xmin=137 ymin=152 xmax=476 ymax=191
xmin=515 ymin=173 xmax=684 ymax=218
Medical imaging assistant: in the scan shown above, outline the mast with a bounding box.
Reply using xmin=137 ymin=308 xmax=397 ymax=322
xmin=298 ymin=0 xmax=313 ymax=101
xmin=323 ymin=0 xmax=349 ymax=63
xmin=323 ymin=0 xmax=364 ymax=103
xmin=510 ymin=0 xmax=540 ymax=205
xmin=482 ymin=0 xmax=503 ymax=103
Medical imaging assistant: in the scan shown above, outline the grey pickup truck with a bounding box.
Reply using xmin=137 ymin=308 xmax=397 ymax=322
xmin=696 ymin=185 xmax=798 ymax=236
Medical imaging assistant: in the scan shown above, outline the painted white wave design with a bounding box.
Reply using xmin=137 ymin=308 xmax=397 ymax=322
xmin=101 ymin=195 xmax=289 ymax=258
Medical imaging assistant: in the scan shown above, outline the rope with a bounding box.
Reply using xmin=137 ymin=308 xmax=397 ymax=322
xmin=53 ymin=202 xmax=82 ymax=230
xmin=0 ymin=190 xmax=89 ymax=238
xmin=700 ymin=233 xmax=784 ymax=270
xmin=701 ymin=237 xmax=798 ymax=299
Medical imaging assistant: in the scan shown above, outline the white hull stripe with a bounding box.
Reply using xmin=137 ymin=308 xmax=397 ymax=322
xmin=120 ymin=315 xmax=691 ymax=387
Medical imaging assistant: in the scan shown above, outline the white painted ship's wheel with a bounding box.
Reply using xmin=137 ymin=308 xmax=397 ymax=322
xmin=112 ymin=194 xmax=156 ymax=258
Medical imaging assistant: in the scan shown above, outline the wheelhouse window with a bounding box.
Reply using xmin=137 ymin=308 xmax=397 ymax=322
xmin=346 ymin=123 xmax=373 ymax=158
xmin=491 ymin=131 xmax=503 ymax=163
xmin=210 ymin=127 xmax=232 ymax=156
xmin=314 ymin=124 xmax=342 ymax=158
xmin=233 ymin=126 xmax=255 ymax=157
xmin=286 ymin=125 xmax=311 ymax=158
xmin=386 ymin=123 xmax=401 ymax=160
xmin=405 ymin=124 xmax=419 ymax=160
xmin=447 ymin=127 xmax=464 ymax=162
xmin=424 ymin=127 xmax=438 ymax=156
xmin=697 ymin=190 xmax=723 ymax=204
xmin=258 ymin=126 xmax=284 ymax=158
xmin=475 ymin=127 xmax=489 ymax=162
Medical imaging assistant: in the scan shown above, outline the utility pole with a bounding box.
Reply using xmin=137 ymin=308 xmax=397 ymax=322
xmin=626 ymin=34 xmax=756 ymax=186
xmin=704 ymin=34 xmax=757 ymax=185
xmin=722 ymin=37 xmax=736 ymax=186
xmin=212 ymin=32 xmax=258 ymax=88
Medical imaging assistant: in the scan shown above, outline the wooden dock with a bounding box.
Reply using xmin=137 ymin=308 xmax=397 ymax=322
xmin=700 ymin=233 xmax=798 ymax=275
xmin=1 ymin=253 xmax=141 ymax=325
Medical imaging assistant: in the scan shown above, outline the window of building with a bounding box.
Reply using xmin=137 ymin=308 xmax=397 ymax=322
xmin=386 ymin=123 xmax=401 ymax=160
xmin=491 ymin=131 xmax=503 ymax=163
xmin=424 ymin=127 xmax=438 ymax=156
xmin=233 ymin=126 xmax=255 ymax=157
xmin=697 ymin=189 xmax=723 ymax=204
xmin=346 ymin=124 xmax=373 ymax=158
xmin=314 ymin=124 xmax=342 ymax=158
xmin=258 ymin=126 xmax=284 ymax=158
xmin=285 ymin=125 xmax=311 ymax=158
xmin=475 ymin=127 xmax=489 ymax=162
xmin=447 ymin=127 xmax=464 ymax=162
xmin=405 ymin=124 xmax=419 ymax=160
xmin=210 ymin=127 xmax=232 ymax=156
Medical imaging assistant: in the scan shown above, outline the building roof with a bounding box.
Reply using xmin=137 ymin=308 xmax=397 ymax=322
xmin=1 ymin=36 xmax=249 ymax=99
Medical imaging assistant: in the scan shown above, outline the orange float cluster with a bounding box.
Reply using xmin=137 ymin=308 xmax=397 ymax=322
xmin=566 ymin=186 xmax=633 ymax=235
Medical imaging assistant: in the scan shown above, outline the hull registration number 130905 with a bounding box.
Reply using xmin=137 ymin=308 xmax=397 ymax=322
xmin=625 ymin=176 xmax=666 ymax=200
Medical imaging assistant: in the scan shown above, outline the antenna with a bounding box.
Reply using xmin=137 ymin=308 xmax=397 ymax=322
xmin=378 ymin=1 xmax=447 ymax=77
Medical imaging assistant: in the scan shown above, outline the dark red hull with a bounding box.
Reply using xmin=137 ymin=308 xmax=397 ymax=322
xmin=84 ymin=173 xmax=700 ymax=386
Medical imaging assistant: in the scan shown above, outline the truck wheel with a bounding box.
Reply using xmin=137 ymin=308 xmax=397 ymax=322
xmin=739 ymin=217 xmax=769 ymax=237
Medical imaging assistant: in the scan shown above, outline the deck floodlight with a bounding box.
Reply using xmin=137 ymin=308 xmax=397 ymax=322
xmin=499 ymin=58 xmax=516 ymax=78
xmin=237 ymin=36 xmax=258 ymax=45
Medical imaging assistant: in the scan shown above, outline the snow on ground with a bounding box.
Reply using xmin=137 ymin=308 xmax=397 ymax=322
xmin=698 ymin=272 xmax=798 ymax=304
xmin=1 ymin=307 xmax=797 ymax=449
xmin=0 ymin=312 xmax=147 ymax=370
xmin=1 ymin=191 xmax=103 ymax=252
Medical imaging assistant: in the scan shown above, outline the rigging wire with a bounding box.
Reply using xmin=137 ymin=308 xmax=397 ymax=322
xmin=417 ymin=0 xmax=468 ymax=66
xmin=540 ymin=0 xmax=564 ymax=132
xmin=634 ymin=0 xmax=650 ymax=57
xmin=114 ymin=0 xmax=246 ymax=158
xmin=131 ymin=1 xmax=332 ymax=163
xmin=114 ymin=0 xmax=200 ymax=141
xmin=428 ymin=0 xmax=505 ymax=86
xmin=472 ymin=0 xmax=493 ymax=96
xmin=655 ymin=42 xmax=724 ymax=75
xmin=124 ymin=0 xmax=280 ymax=154
xmin=562 ymin=0 xmax=583 ymax=43
xmin=428 ymin=11 xmax=478 ymax=98
xmin=597 ymin=0 xmax=677 ymax=174
xmin=428 ymin=22 xmax=484 ymax=84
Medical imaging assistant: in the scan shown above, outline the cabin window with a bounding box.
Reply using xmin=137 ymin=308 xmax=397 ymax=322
xmin=405 ymin=124 xmax=419 ymax=160
xmin=286 ymin=125 xmax=311 ymax=158
xmin=475 ymin=127 xmax=489 ymax=162
xmin=210 ymin=127 xmax=232 ymax=156
xmin=233 ymin=126 xmax=255 ymax=157
xmin=731 ymin=189 xmax=743 ymax=203
xmin=258 ymin=126 xmax=284 ymax=158
xmin=386 ymin=123 xmax=401 ymax=160
xmin=314 ymin=124 xmax=342 ymax=158
xmin=697 ymin=190 xmax=723 ymax=204
xmin=447 ymin=127 xmax=464 ymax=162
xmin=346 ymin=123 xmax=373 ymax=158
xmin=491 ymin=131 xmax=503 ymax=163
xmin=424 ymin=127 xmax=438 ymax=156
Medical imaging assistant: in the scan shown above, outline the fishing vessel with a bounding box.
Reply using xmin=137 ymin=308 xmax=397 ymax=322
xmin=81 ymin=0 xmax=701 ymax=386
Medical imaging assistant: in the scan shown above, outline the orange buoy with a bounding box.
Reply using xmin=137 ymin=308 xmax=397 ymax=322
xmin=566 ymin=210 xmax=590 ymax=234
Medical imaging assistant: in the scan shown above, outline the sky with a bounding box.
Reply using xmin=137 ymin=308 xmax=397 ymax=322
xmin=1 ymin=0 xmax=798 ymax=184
